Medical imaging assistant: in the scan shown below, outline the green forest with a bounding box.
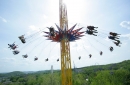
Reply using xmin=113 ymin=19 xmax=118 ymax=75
xmin=0 ymin=60 xmax=130 ymax=85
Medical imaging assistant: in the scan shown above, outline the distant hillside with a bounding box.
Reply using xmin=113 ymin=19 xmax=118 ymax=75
xmin=1 ymin=60 xmax=130 ymax=75
xmin=0 ymin=71 xmax=24 ymax=77
xmin=74 ymin=60 xmax=130 ymax=73
xmin=22 ymin=71 xmax=36 ymax=74
xmin=0 ymin=60 xmax=130 ymax=85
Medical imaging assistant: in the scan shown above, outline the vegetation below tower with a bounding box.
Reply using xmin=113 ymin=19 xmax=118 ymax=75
xmin=0 ymin=60 xmax=130 ymax=85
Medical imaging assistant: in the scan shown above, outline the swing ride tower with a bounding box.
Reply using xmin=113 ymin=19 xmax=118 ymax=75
xmin=44 ymin=0 xmax=84 ymax=84
xmin=59 ymin=0 xmax=72 ymax=85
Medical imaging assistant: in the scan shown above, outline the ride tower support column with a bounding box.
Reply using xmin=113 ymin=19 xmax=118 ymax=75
xmin=59 ymin=0 xmax=72 ymax=85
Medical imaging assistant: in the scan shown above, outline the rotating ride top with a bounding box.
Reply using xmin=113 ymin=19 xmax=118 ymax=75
xmin=7 ymin=0 xmax=122 ymax=85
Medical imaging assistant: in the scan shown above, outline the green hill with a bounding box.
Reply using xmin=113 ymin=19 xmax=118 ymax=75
xmin=0 ymin=60 xmax=130 ymax=85
xmin=0 ymin=71 xmax=24 ymax=78
xmin=72 ymin=60 xmax=130 ymax=85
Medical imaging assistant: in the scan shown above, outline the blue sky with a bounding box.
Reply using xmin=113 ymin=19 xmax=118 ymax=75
xmin=0 ymin=0 xmax=130 ymax=73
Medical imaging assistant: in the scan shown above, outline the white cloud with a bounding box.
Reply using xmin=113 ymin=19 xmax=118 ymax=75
xmin=43 ymin=14 xmax=47 ymax=19
xmin=0 ymin=16 xmax=7 ymax=22
xmin=29 ymin=25 xmax=39 ymax=31
xmin=1 ymin=57 xmax=16 ymax=62
xmin=3 ymin=47 xmax=8 ymax=51
xmin=3 ymin=18 xmax=7 ymax=22
xmin=70 ymin=40 xmax=90 ymax=53
xmin=71 ymin=43 xmax=77 ymax=47
xmin=28 ymin=25 xmax=44 ymax=37
xmin=120 ymin=33 xmax=130 ymax=39
xmin=104 ymin=36 xmax=110 ymax=41
xmin=120 ymin=21 xmax=130 ymax=29
xmin=26 ymin=31 xmax=31 ymax=36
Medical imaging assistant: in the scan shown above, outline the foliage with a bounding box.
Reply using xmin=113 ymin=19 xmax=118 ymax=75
xmin=0 ymin=60 xmax=130 ymax=85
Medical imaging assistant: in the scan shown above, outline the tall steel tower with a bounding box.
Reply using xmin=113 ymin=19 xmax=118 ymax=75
xmin=59 ymin=0 xmax=72 ymax=85
xmin=44 ymin=0 xmax=84 ymax=84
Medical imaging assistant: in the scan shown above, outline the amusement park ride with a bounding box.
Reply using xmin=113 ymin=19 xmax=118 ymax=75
xmin=8 ymin=0 xmax=122 ymax=85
